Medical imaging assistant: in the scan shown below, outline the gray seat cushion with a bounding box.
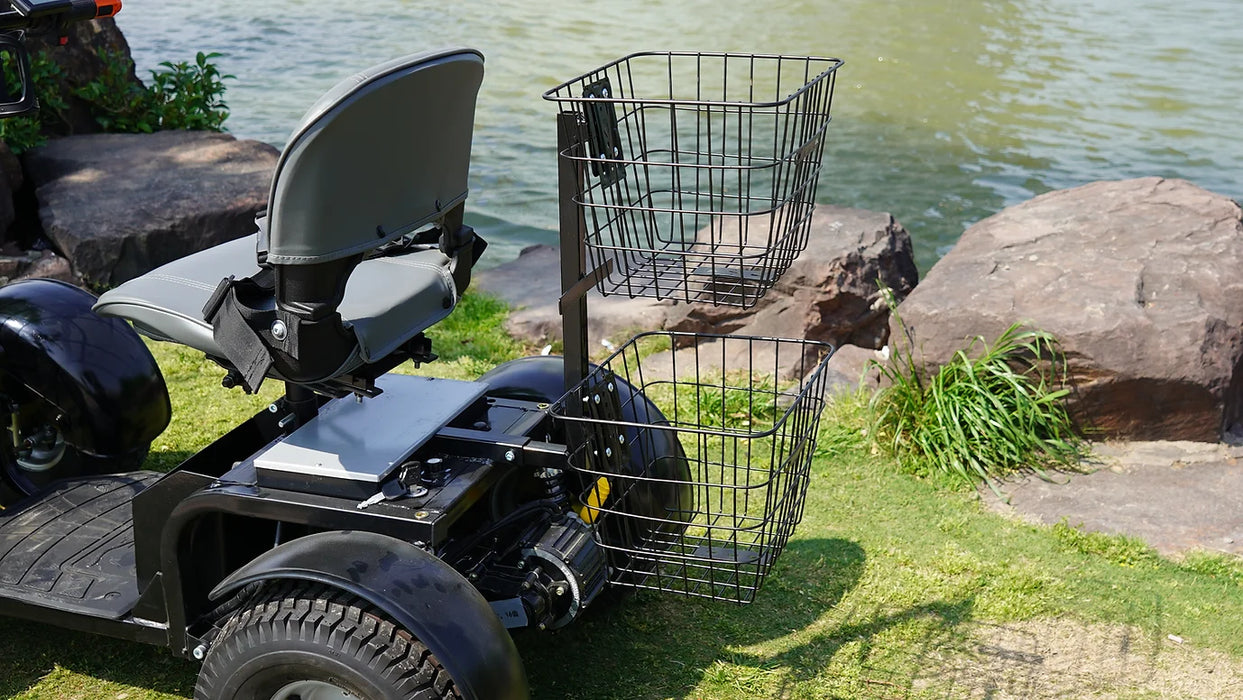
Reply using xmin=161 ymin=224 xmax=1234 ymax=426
xmin=94 ymin=234 xmax=456 ymax=368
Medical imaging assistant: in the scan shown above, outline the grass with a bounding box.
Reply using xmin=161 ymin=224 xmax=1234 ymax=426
xmin=870 ymin=304 xmax=1083 ymax=494
xmin=3 ymin=295 xmax=1243 ymax=698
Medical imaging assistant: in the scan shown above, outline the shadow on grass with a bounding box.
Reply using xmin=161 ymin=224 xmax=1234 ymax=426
xmin=738 ymin=595 xmax=980 ymax=699
xmin=517 ymin=536 xmax=869 ymax=699
xmin=0 ymin=617 xmax=196 ymax=698
xmin=0 ymin=536 xmax=980 ymax=700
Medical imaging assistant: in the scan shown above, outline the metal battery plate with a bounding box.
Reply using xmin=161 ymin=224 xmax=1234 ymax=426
xmin=254 ymin=374 xmax=487 ymax=484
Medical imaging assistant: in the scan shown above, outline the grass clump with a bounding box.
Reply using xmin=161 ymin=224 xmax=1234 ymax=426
xmin=1051 ymin=520 xmax=1161 ymax=568
xmin=868 ymin=288 xmax=1082 ymax=493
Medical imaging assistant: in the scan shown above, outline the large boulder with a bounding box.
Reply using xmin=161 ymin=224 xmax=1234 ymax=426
xmin=474 ymin=204 xmax=918 ymax=379
xmin=472 ymin=243 xmax=674 ymax=349
xmin=664 ymin=205 xmax=918 ymax=351
xmin=894 ymin=177 xmax=1243 ymax=441
xmin=24 ymin=131 xmax=278 ymax=286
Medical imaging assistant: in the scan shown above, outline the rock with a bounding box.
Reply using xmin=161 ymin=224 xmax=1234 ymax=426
xmin=24 ymin=131 xmax=278 ymax=286
xmin=472 ymin=244 xmax=675 ymax=346
xmin=894 ymin=177 xmax=1243 ymax=441
xmin=0 ymin=142 xmax=21 ymax=192
xmin=0 ymin=254 xmax=24 ymax=282
xmin=475 ymin=205 xmax=918 ymax=380
xmin=666 ymin=205 xmax=918 ymax=350
xmin=27 ymin=18 xmax=144 ymax=136
xmin=823 ymin=343 xmax=889 ymax=394
xmin=0 ymin=142 xmax=20 ymax=235
xmin=14 ymin=250 xmax=78 ymax=285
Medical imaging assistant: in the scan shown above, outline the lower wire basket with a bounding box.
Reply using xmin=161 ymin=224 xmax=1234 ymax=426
xmin=551 ymin=332 xmax=834 ymax=603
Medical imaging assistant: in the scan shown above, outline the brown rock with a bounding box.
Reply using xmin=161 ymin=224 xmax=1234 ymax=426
xmin=472 ymin=244 xmax=675 ymax=346
xmin=894 ymin=177 xmax=1243 ymax=441
xmin=474 ymin=204 xmax=917 ymax=380
xmin=0 ymin=142 xmax=20 ymax=235
xmin=664 ymin=204 xmax=918 ymax=377
xmin=26 ymin=18 xmax=143 ymax=136
xmin=14 ymin=250 xmax=78 ymax=285
xmin=824 ymin=343 xmax=889 ymax=393
xmin=24 ymin=131 xmax=278 ymax=286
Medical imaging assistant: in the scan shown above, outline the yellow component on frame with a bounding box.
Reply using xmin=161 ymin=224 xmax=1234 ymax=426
xmin=574 ymin=476 xmax=611 ymax=524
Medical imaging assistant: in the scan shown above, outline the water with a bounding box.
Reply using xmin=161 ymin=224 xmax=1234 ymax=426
xmin=116 ymin=0 xmax=1243 ymax=272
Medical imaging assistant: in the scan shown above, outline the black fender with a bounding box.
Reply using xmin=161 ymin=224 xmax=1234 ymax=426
xmin=209 ymin=530 xmax=529 ymax=700
xmin=0 ymin=279 xmax=170 ymax=455
xmin=478 ymin=355 xmax=692 ymax=549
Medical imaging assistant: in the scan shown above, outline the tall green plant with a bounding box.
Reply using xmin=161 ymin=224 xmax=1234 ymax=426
xmin=868 ymin=285 xmax=1082 ymax=494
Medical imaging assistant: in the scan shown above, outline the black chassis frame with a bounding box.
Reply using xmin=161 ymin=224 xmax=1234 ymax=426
xmin=0 ymin=104 xmax=604 ymax=679
xmin=0 ymin=385 xmax=567 ymax=658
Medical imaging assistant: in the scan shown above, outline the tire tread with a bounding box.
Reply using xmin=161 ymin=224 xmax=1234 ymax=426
xmin=194 ymin=581 xmax=460 ymax=700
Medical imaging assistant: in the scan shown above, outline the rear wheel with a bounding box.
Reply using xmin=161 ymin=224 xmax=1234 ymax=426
xmin=195 ymin=582 xmax=461 ymax=700
xmin=0 ymin=380 xmax=147 ymax=500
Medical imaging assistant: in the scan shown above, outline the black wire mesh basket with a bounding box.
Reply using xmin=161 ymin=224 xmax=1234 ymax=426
xmin=550 ymin=332 xmax=834 ymax=603
xmin=544 ymin=52 xmax=842 ymax=308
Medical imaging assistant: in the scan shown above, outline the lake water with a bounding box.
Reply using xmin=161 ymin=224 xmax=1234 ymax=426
xmin=116 ymin=0 xmax=1242 ymax=271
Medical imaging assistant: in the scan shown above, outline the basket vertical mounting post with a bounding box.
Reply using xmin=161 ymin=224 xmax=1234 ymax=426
xmin=557 ymin=111 xmax=591 ymax=397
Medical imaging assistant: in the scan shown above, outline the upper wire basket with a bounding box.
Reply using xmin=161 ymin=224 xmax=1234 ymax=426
xmin=544 ymin=51 xmax=842 ymax=308
xmin=550 ymin=332 xmax=834 ymax=603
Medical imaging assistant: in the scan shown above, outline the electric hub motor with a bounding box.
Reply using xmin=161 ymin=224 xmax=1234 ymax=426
xmin=520 ymin=514 xmax=606 ymax=629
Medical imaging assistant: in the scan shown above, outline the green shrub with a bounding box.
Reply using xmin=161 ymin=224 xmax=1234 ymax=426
xmin=147 ymin=51 xmax=232 ymax=131
xmin=75 ymin=49 xmax=232 ymax=133
xmin=868 ymin=286 xmax=1083 ymax=493
xmin=0 ymin=51 xmax=70 ymax=152
xmin=71 ymin=48 xmax=158 ymax=133
xmin=0 ymin=47 xmax=231 ymax=153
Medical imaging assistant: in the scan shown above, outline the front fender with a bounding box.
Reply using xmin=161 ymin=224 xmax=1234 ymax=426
xmin=210 ymin=530 xmax=529 ymax=700
xmin=0 ymin=279 xmax=170 ymax=454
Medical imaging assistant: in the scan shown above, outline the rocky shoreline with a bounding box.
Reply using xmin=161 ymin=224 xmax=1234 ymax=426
xmin=475 ymin=178 xmax=1243 ymax=445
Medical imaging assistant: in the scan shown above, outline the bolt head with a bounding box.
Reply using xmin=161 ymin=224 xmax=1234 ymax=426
xmin=270 ymin=319 xmax=288 ymax=341
xmin=504 ymin=449 xmax=516 ymax=462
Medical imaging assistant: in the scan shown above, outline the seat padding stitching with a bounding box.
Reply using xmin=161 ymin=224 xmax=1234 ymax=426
xmin=370 ymin=256 xmax=455 ymax=290
xmin=142 ymin=272 xmax=221 ymax=293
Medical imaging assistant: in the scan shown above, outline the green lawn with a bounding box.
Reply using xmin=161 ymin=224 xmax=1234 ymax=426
xmin=2 ymin=294 xmax=1242 ymax=698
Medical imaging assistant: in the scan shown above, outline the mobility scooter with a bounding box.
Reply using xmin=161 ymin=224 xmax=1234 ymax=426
xmin=0 ymin=2 xmax=842 ymax=697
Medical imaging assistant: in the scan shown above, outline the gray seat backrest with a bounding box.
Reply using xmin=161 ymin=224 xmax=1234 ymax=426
xmin=262 ymin=48 xmax=485 ymax=265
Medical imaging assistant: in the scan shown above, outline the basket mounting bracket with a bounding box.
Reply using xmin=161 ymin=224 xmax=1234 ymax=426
xmin=557 ymin=258 xmax=614 ymax=315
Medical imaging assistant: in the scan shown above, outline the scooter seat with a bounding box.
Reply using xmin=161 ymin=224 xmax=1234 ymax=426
xmin=91 ymin=48 xmax=485 ymax=388
xmin=94 ymin=232 xmax=456 ymax=370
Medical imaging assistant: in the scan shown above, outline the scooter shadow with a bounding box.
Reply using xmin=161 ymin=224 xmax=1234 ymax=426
xmin=0 ymin=536 xmax=863 ymax=699
xmin=517 ymin=536 xmax=867 ymax=699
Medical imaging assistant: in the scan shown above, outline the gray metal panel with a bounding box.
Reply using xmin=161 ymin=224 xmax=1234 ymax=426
xmin=267 ymin=48 xmax=484 ymax=265
xmin=253 ymin=374 xmax=487 ymax=482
